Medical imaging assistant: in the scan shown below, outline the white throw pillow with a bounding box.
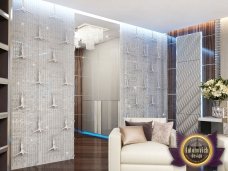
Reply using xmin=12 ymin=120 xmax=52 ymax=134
xmin=120 ymin=126 xmax=147 ymax=145
xmin=152 ymin=121 xmax=174 ymax=145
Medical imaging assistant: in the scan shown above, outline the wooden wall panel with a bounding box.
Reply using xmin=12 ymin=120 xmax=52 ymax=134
xmin=75 ymin=49 xmax=83 ymax=132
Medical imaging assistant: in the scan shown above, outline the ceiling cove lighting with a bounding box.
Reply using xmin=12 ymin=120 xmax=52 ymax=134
xmin=73 ymin=9 xmax=122 ymax=25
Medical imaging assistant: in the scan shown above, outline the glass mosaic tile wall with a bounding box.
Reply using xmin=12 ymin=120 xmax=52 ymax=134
xmin=11 ymin=0 xmax=75 ymax=169
xmin=119 ymin=24 xmax=167 ymax=124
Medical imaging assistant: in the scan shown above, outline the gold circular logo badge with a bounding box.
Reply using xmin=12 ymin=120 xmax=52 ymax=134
xmin=180 ymin=134 xmax=214 ymax=167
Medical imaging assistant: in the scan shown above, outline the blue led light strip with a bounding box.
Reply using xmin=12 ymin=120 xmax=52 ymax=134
xmin=75 ymin=129 xmax=109 ymax=140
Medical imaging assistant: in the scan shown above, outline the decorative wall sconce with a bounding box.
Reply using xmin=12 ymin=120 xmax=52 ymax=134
xmin=61 ymin=33 xmax=70 ymax=45
xmin=150 ymin=64 xmax=155 ymax=72
xmin=49 ymin=50 xmax=58 ymax=63
xmin=133 ymin=63 xmax=142 ymax=72
xmin=34 ymin=26 xmax=44 ymax=40
xmin=143 ymin=78 xmax=147 ymax=89
xmin=16 ymin=92 xmax=25 ymax=109
xmin=157 ymin=81 xmax=161 ymax=89
xmin=125 ymin=79 xmax=129 ymax=88
xmin=124 ymin=69 xmax=128 ymax=75
xmin=62 ymin=119 xmax=71 ymax=131
xmin=126 ymin=43 xmax=130 ymax=54
xmin=156 ymin=43 xmax=161 ymax=59
xmin=63 ymin=73 xmax=72 ymax=86
xmin=50 ymin=94 xmax=58 ymax=108
xmin=15 ymin=0 xmax=30 ymax=13
xmin=143 ymin=44 xmax=148 ymax=57
xmin=16 ymin=43 xmax=26 ymax=59
xmin=49 ymin=4 xmax=59 ymax=20
xmin=15 ymin=141 xmax=28 ymax=157
xmin=135 ymin=97 xmax=139 ymax=106
xmin=36 ymin=70 xmax=44 ymax=85
xmin=48 ymin=138 xmax=58 ymax=151
xmin=33 ymin=119 xmax=45 ymax=133
xmin=134 ymin=63 xmax=139 ymax=70
xmin=135 ymin=28 xmax=141 ymax=39
xmin=151 ymin=95 xmax=155 ymax=105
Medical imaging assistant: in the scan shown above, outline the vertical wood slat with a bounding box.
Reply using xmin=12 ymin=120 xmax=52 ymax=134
xmin=74 ymin=48 xmax=83 ymax=132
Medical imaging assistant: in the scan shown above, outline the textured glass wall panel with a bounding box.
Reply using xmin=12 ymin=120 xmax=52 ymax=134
xmin=119 ymin=24 xmax=167 ymax=124
xmin=11 ymin=0 xmax=75 ymax=169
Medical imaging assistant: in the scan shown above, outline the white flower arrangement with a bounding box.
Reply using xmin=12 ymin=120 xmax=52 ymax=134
xmin=200 ymin=77 xmax=228 ymax=100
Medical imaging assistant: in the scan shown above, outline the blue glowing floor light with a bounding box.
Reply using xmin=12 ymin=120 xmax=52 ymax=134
xmin=75 ymin=129 xmax=109 ymax=140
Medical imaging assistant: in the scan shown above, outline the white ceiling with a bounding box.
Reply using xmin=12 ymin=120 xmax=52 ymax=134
xmin=45 ymin=0 xmax=228 ymax=33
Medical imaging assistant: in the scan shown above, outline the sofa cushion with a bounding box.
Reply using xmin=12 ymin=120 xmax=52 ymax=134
xmin=125 ymin=121 xmax=152 ymax=141
xmin=121 ymin=141 xmax=173 ymax=165
xmin=120 ymin=126 xmax=147 ymax=145
xmin=124 ymin=118 xmax=166 ymax=127
xmin=152 ymin=121 xmax=173 ymax=145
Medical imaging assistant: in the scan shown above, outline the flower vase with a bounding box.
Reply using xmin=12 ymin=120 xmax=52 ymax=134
xmin=212 ymin=100 xmax=224 ymax=118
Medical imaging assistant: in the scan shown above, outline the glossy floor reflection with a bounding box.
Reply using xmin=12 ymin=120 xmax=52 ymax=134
xmin=15 ymin=135 xmax=108 ymax=171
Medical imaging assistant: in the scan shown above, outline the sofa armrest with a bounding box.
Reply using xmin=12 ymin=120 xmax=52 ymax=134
xmin=109 ymin=128 xmax=122 ymax=171
xmin=170 ymin=129 xmax=177 ymax=148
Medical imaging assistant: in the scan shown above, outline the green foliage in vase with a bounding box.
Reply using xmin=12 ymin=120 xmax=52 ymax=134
xmin=200 ymin=77 xmax=228 ymax=100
